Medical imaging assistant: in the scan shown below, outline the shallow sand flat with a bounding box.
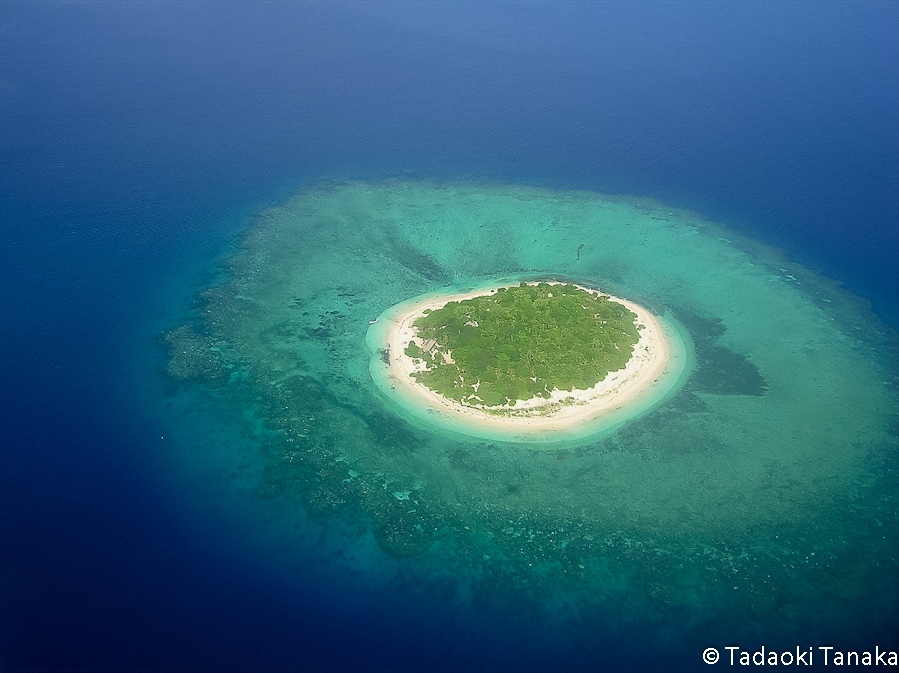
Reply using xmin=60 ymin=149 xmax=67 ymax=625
xmin=369 ymin=282 xmax=688 ymax=442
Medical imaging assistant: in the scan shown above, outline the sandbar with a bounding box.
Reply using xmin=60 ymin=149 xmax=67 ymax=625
xmin=368 ymin=282 xmax=686 ymax=442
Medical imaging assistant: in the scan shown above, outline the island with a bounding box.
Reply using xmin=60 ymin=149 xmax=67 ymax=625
xmin=369 ymin=281 xmax=680 ymax=441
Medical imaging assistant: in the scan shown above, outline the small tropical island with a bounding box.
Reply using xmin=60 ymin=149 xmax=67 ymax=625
xmin=405 ymin=282 xmax=640 ymax=408
xmin=369 ymin=281 xmax=680 ymax=440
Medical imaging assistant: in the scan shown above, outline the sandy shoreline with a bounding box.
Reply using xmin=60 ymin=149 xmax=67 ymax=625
xmin=373 ymin=282 xmax=673 ymax=437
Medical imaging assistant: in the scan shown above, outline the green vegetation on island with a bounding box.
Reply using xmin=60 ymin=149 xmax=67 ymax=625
xmin=404 ymin=282 xmax=641 ymax=407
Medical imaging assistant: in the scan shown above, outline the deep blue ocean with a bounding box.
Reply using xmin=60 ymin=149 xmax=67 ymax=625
xmin=2 ymin=2 xmax=897 ymax=671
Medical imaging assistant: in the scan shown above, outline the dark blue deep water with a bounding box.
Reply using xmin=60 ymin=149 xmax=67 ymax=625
xmin=2 ymin=2 xmax=896 ymax=671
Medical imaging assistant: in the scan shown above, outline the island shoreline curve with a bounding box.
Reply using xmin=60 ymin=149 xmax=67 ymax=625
xmin=367 ymin=281 xmax=690 ymax=444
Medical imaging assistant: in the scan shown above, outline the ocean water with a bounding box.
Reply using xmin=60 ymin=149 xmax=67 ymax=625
xmin=1 ymin=2 xmax=896 ymax=671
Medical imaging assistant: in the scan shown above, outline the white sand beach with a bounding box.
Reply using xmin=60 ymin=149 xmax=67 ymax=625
xmin=375 ymin=283 xmax=673 ymax=437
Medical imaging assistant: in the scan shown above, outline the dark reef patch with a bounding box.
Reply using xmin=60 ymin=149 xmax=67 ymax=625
xmin=692 ymin=344 xmax=768 ymax=396
xmin=675 ymin=309 xmax=768 ymax=396
xmin=381 ymin=227 xmax=453 ymax=284
xmin=363 ymin=410 xmax=420 ymax=450
xmin=163 ymin=323 xmax=229 ymax=387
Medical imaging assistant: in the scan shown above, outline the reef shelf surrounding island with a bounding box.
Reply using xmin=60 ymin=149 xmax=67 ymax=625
xmin=369 ymin=280 xmax=688 ymax=442
xmin=165 ymin=179 xmax=897 ymax=627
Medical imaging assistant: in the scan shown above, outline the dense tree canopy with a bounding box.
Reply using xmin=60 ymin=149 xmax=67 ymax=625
xmin=404 ymin=283 xmax=641 ymax=407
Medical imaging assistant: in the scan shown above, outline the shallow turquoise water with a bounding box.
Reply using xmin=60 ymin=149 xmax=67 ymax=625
xmin=161 ymin=179 xmax=897 ymax=658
